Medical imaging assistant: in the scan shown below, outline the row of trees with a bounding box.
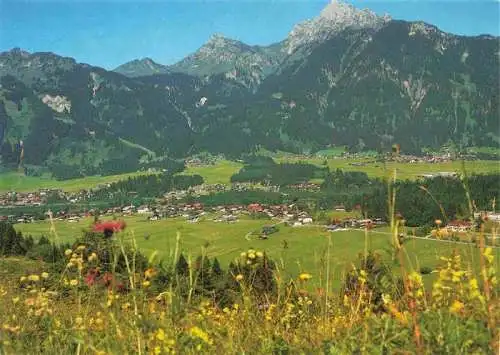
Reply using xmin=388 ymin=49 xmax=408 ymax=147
xmin=361 ymin=174 xmax=500 ymax=226
xmin=50 ymin=155 xmax=187 ymax=181
xmin=230 ymin=157 xmax=327 ymax=186
xmin=90 ymin=173 xmax=204 ymax=200
xmin=321 ymin=169 xmax=373 ymax=191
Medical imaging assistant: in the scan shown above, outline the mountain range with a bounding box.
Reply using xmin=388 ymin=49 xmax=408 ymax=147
xmin=1 ymin=0 xmax=499 ymax=178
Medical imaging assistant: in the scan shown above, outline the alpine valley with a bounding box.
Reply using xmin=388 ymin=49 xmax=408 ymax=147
xmin=1 ymin=1 xmax=499 ymax=178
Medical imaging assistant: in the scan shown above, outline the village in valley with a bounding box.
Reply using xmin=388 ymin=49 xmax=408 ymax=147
xmin=2 ymin=175 xmax=499 ymax=246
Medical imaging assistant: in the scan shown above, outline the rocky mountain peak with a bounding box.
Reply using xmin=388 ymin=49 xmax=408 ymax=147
xmin=207 ymin=33 xmax=228 ymax=43
xmin=318 ymin=0 xmax=384 ymax=22
xmin=5 ymin=47 xmax=31 ymax=58
xmin=113 ymin=57 xmax=169 ymax=77
xmin=285 ymin=0 xmax=391 ymax=54
xmin=199 ymin=33 xmax=250 ymax=54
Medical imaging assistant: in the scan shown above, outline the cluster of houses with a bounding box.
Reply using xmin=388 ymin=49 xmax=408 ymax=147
xmin=428 ymin=213 xmax=500 ymax=235
xmin=185 ymin=154 xmax=224 ymax=167
xmin=0 ymin=190 xmax=56 ymax=207
xmin=326 ymin=217 xmax=386 ymax=231
xmin=287 ymin=183 xmax=321 ymax=192
xmin=0 ymin=214 xmax=36 ymax=224
xmin=133 ymin=202 xmax=316 ymax=226
xmin=445 ymin=220 xmax=473 ymax=233
xmin=474 ymin=211 xmax=500 ymax=223
xmin=0 ymin=188 xmax=102 ymax=208
xmin=417 ymin=172 xmax=458 ymax=179
xmin=389 ymin=153 xmax=457 ymax=164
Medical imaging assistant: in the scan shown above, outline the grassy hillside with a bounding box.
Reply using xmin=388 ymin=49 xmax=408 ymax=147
xmin=0 ymin=171 xmax=156 ymax=193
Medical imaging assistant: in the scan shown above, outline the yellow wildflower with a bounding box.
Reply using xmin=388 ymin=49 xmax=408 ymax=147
xmin=299 ymin=273 xmax=312 ymax=281
xmin=64 ymin=249 xmax=73 ymax=257
xmin=235 ymin=274 xmax=244 ymax=282
xmin=69 ymin=279 xmax=78 ymax=287
xmin=144 ymin=268 xmax=157 ymax=279
xmin=88 ymin=253 xmax=98 ymax=262
xmin=19 ymin=276 xmax=26 ymax=282
xmin=247 ymin=253 xmax=256 ymax=260
xmin=484 ymin=248 xmax=494 ymax=263
xmin=142 ymin=281 xmax=151 ymax=288
xmin=156 ymin=328 xmax=165 ymax=341
xmin=41 ymin=272 xmax=49 ymax=279
xmin=256 ymin=251 xmax=264 ymax=258
xmin=408 ymin=271 xmax=422 ymax=285
xmin=451 ymin=270 xmax=465 ymax=283
xmin=76 ymin=245 xmax=86 ymax=251
xmin=28 ymin=275 xmax=40 ymax=282
xmin=450 ymin=300 xmax=464 ymax=314
xmin=189 ymin=326 xmax=213 ymax=345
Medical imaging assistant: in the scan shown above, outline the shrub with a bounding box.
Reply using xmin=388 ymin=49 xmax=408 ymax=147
xmin=343 ymin=251 xmax=403 ymax=312
xmin=25 ymin=243 xmax=64 ymax=263
xmin=219 ymin=249 xmax=277 ymax=307
xmin=419 ymin=266 xmax=433 ymax=275
xmin=0 ymin=222 xmax=29 ymax=256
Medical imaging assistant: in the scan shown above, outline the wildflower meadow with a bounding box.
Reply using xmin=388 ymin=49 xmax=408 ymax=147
xmin=0 ymin=209 xmax=498 ymax=355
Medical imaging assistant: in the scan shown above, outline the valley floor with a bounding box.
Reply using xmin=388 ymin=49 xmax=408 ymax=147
xmin=1 ymin=157 xmax=499 ymax=194
xmin=14 ymin=214 xmax=493 ymax=289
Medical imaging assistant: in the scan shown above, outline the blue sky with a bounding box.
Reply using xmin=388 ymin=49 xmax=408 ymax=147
xmin=1 ymin=0 xmax=499 ymax=69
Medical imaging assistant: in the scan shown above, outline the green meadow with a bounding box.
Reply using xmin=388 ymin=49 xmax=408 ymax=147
xmin=181 ymin=160 xmax=243 ymax=184
xmin=15 ymin=215 xmax=488 ymax=287
xmin=0 ymin=170 xmax=155 ymax=193
xmin=0 ymin=160 xmax=243 ymax=193
xmin=277 ymin=156 xmax=500 ymax=181
xmin=1 ymin=157 xmax=498 ymax=193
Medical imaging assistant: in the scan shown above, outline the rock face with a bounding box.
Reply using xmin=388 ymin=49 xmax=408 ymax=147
xmin=167 ymin=34 xmax=282 ymax=89
xmin=284 ymin=0 xmax=390 ymax=55
xmin=41 ymin=94 xmax=71 ymax=113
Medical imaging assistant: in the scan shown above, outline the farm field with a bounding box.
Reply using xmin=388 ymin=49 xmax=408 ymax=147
xmin=0 ymin=160 xmax=243 ymax=194
xmin=0 ymin=170 xmax=156 ymax=193
xmin=1 ymin=157 xmax=498 ymax=194
xmin=277 ymin=156 xmax=500 ymax=181
xmin=182 ymin=160 xmax=243 ymax=184
xmin=15 ymin=215 xmax=488 ymax=288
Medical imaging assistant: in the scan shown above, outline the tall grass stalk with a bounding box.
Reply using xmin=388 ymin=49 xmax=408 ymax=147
xmin=117 ymin=231 xmax=142 ymax=355
xmin=324 ymin=233 xmax=332 ymax=316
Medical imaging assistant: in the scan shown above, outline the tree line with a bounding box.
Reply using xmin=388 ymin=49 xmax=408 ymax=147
xmin=230 ymin=156 xmax=327 ymax=186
